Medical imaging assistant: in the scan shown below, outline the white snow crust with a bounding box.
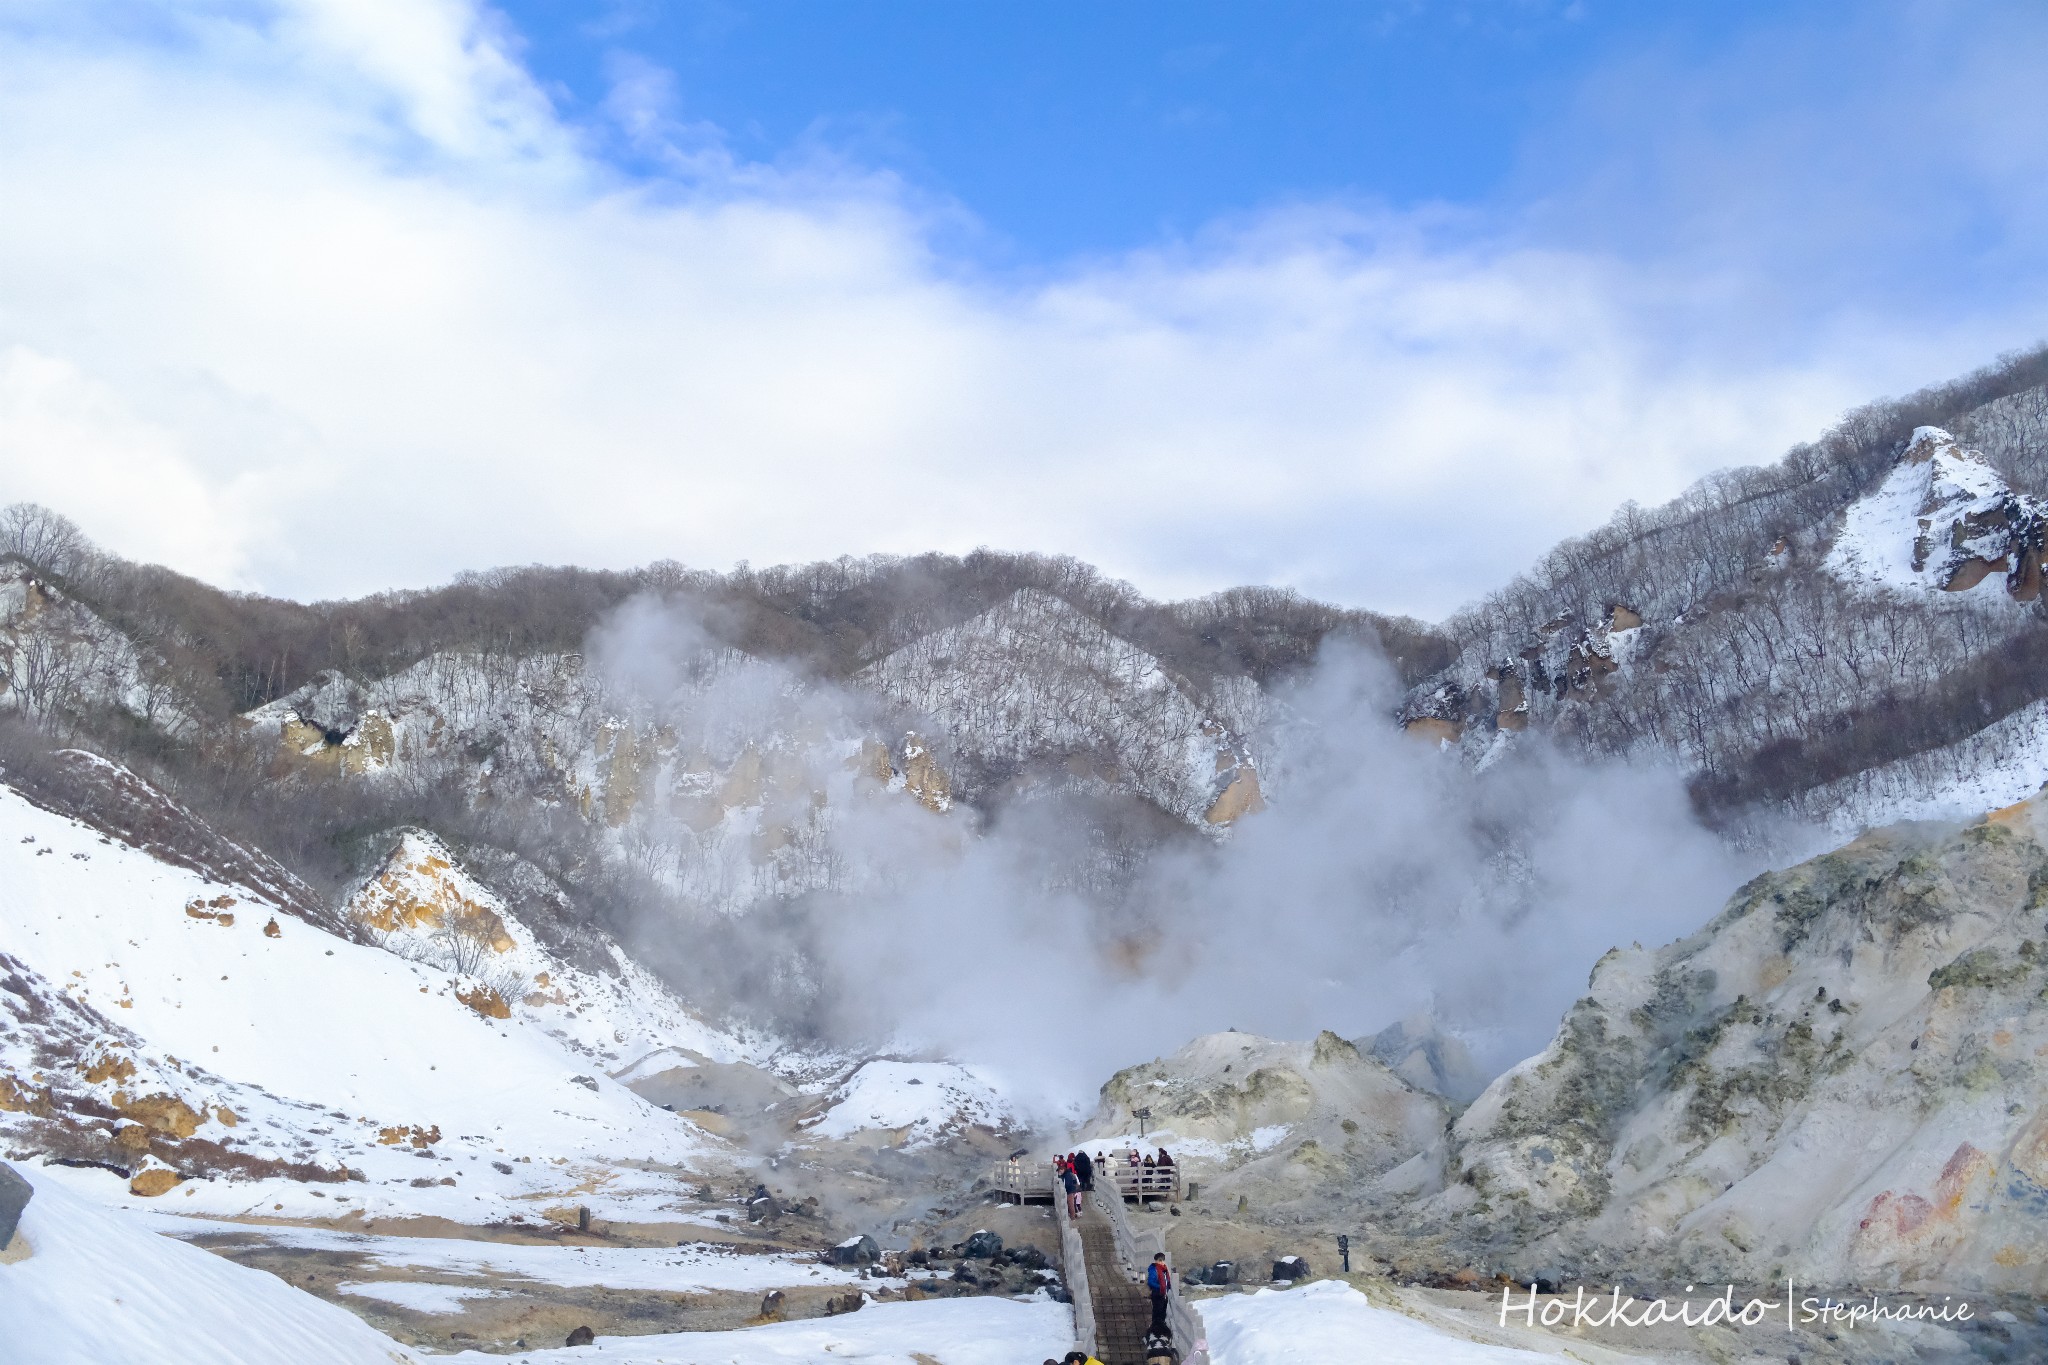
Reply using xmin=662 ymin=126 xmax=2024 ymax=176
xmin=800 ymin=1059 xmax=1014 ymax=1147
xmin=1198 ymin=1280 xmax=1553 ymax=1365
xmin=443 ymin=1295 xmax=1071 ymax=1364
xmin=0 ymin=1165 xmax=422 ymax=1365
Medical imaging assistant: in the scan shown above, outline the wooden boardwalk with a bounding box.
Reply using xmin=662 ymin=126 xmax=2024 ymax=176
xmin=1077 ymin=1198 xmax=1157 ymax=1364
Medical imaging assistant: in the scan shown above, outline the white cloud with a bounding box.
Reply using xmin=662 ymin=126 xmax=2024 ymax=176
xmin=0 ymin=0 xmax=2039 ymax=613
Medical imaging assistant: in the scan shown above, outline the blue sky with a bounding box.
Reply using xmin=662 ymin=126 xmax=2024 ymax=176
xmin=499 ymin=0 xmax=1635 ymax=260
xmin=0 ymin=1 xmax=2043 ymax=613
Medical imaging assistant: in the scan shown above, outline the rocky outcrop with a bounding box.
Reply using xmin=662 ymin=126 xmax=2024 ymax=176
xmin=858 ymin=589 xmax=1264 ymax=826
xmin=1081 ymin=1030 xmax=1448 ymax=1209
xmin=1826 ymin=426 xmax=2048 ymax=602
xmin=1404 ymin=793 xmax=2048 ymax=1294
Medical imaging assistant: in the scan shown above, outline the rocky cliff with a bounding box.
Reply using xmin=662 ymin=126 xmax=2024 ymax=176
xmin=1394 ymin=793 xmax=2048 ymax=1295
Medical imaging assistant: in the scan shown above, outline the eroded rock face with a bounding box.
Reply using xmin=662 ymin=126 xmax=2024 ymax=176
xmin=1412 ymin=795 xmax=2048 ymax=1294
xmin=1826 ymin=426 xmax=2048 ymax=602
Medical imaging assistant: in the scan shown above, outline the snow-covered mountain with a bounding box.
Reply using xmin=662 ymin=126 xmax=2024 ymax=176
xmin=1403 ymin=372 xmax=2048 ymax=838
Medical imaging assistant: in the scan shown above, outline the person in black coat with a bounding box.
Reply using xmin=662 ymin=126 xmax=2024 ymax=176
xmin=1074 ymin=1149 xmax=1094 ymax=1192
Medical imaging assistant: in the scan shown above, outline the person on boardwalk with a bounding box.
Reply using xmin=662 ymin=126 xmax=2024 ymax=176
xmin=1060 ymin=1158 xmax=1081 ymax=1219
xmin=1145 ymin=1252 xmax=1172 ymax=1336
xmin=1074 ymin=1148 xmax=1094 ymax=1193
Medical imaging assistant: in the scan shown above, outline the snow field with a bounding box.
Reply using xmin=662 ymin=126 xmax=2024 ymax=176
xmin=135 ymin=1210 xmax=890 ymax=1294
xmin=444 ymin=1294 xmax=1073 ymax=1364
xmin=800 ymin=1059 xmax=1014 ymax=1147
xmin=0 ymin=785 xmax=723 ymax=1223
xmin=1198 ymin=1280 xmax=1560 ymax=1365
xmin=0 ymin=1166 xmax=424 ymax=1365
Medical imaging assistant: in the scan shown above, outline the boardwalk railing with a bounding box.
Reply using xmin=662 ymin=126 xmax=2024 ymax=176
xmin=1055 ymin=1170 xmax=1097 ymax=1357
xmin=1093 ymin=1188 xmax=1205 ymax=1364
xmin=990 ymin=1150 xmax=1186 ymax=1204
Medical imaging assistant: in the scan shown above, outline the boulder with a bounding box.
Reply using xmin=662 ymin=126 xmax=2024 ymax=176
xmin=0 ymin=1162 xmax=31 ymax=1248
xmin=828 ymin=1234 xmax=880 ymax=1266
xmin=1272 ymin=1255 xmax=1309 ymax=1282
xmin=961 ymin=1228 xmax=1003 ymax=1259
xmin=564 ymin=1325 xmax=595 ymax=1346
xmin=1007 ymin=1243 xmax=1051 ymax=1271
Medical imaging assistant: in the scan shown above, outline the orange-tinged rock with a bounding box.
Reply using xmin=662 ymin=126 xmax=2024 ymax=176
xmin=116 ymin=1124 xmax=153 ymax=1152
xmin=0 ymin=1073 xmax=53 ymax=1116
xmin=457 ymin=983 xmax=511 ymax=1020
xmin=216 ymin=1107 xmax=240 ymax=1127
xmin=114 ymin=1092 xmax=204 ymax=1139
xmin=129 ymin=1168 xmax=184 ymax=1198
xmin=263 ymin=918 xmax=281 ymax=938
xmin=83 ymin=1052 xmax=137 ymax=1085
xmin=1205 ymin=766 xmax=1266 ymax=825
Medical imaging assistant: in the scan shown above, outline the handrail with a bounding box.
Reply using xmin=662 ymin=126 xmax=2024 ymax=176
xmin=991 ymin=1151 xmax=1185 ymax=1203
xmin=1056 ymin=1171 xmax=1096 ymax=1356
xmin=1091 ymin=1189 xmax=1204 ymax=1363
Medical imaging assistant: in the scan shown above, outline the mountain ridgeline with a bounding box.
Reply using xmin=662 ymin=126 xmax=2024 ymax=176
xmin=8 ymin=347 xmax=2048 ymax=1315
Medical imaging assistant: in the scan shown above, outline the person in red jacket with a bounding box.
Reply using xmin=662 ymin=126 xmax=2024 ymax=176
xmin=1145 ymin=1252 xmax=1171 ymax=1335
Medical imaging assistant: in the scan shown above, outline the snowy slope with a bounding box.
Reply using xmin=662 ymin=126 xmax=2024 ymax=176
xmin=1199 ymin=1281 xmax=1555 ymax=1365
xmin=0 ymin=780 xmax=735 ymax=1225
xmin=1825 ymin=426 xmax=2046 ymax=601
xmin=0 ymin=1164 xmax=421 ymax=1365
xmin=345 ymin=829 xmax=764 ymax=1078
xmin=1790 ymin=697 xmax=2048 ymax=836
xmin=444 ymin=1295 xmax=1072 ymax=1364
xmin=797 ymin=1060 xmax=1017 ymax=1148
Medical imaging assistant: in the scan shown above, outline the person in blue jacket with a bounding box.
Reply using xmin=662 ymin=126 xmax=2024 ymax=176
xmin=1146 ymin=1252 xmax=1172 ymax=1335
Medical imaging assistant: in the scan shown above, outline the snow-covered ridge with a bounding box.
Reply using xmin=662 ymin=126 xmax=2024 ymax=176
xmin=858 ymin=588 xmax=1262 ymax=825
xmin=797 ymin=1060 xmax=1016 ymax=1149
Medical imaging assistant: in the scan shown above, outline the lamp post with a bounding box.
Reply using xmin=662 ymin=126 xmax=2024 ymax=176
xmin=1338 ymin=1234 xmax=1350 ymax=1274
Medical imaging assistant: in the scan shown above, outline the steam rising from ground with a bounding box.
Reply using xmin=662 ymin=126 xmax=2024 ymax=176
xmin=591 ymin=598 xmax=1753 ymax=1118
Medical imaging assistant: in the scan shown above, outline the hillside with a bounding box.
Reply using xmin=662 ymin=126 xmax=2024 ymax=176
xmin=1382 ymin=792 xmax=2048 ymax=1302
xmin=1402 ymin=351 xmax=2048 ymax=842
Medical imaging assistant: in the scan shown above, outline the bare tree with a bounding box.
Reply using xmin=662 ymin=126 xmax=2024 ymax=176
xmin=0 ymin=503 xmax=90 ymax=579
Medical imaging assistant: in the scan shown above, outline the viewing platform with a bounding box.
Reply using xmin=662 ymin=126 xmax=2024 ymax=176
xmin=989 ymin=1151 xmax=1186 ymax=1205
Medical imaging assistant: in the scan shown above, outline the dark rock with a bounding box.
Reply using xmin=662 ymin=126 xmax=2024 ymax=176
xmin=1210 ymin=1260 xmax=1236 ymax=1284
xmin=824 ymin=1292 xmax=865 ymax=1315
xmin=759 ymin=1289 xmax=785 ymax=1319
xmin=1008 ymin=1244 xmax=1051 ymax=1271
xmin=961 ymin=1229 xmax=1003 ymax=1259
xmin=564 ymin=1325 xmax=595 ymax=1346
xmin=0 ymin=1162 xmax=31 ymax=1248
xmin=828 ymin=1234 xmax=880 ymax=1266
xmin=1273 ymin=1255 xmax=1309 ymax=1282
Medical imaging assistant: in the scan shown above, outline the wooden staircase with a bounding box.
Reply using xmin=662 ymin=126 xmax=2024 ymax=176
xmin=1077 ymin=1201 xmax=1156 ymax=1364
